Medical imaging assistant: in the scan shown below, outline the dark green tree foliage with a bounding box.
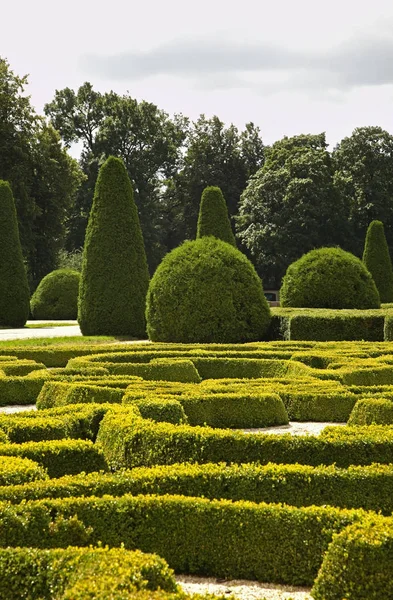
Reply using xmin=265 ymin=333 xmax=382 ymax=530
xmin=45 ymin=84 xmax=187 ymax=273
xmin=280 ymin=247 xmax=380 ymax=309
xmin=146 ymin=237 xmax=271 ymax=343
xmin=30 ymin=269 xmax=80 ymax=320
xmin=0 ymin=181 xmax=30 ymax=326
xmin=333 ymin=126 xmax=393 ymax=255
xmin=166 ymin=116 xmax=264 ymax=245
xmin=236 ymin=133 xmax=348 ymax=288
xmin=78 ymin=157 xmax=149 ymax=336
xmin=0 ymin=59 xmax=83 ymax=287
xmin=362 ymin=220 xmax=393 ymax=303
xmin=196 ymin=186 xmax=236 ymax=246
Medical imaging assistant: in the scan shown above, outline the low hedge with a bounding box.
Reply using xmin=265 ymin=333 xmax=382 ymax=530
xmin=0 ymin=439 xmax=107 ymax=477
xmin=0 ymin=376 xmax=46 ymax=406
xmin=287 ymin=312 xmax=385 ymax=342
xmin=0 ymin=493 xmax=363 ymax=585
xmin=4 ymin=462 xmax=393 ymax=514
xmin=0 ymin=414 xmax=70 ymax=443
xmin=179 ymin=393 xmax=288 ymax=428
xmin=0 ymin=546 xmax=177 ymax=600
xmin=123 ymin=395 xmax=188 ymax=425
xmin=348 ymin=398 xmax=393 ymax=425
xmin=112 ymin=359 xmax=202 ymax=383
xmin=312 ymin=514 xmax=393 ymax=599
xmin=0 ymin=404 xmax=114 ymax=443
xmin=190 ymin=357 xmax=312 ymax=379
xmin=0 ymin=455 xmax=48 ymax=485
xmin=96 ymin=409 xmax=393 ymax=470
xmin=36 ymin=381 xmax=123 ymax=409
xmin=0 ymin=360 xmax=46 ymax=376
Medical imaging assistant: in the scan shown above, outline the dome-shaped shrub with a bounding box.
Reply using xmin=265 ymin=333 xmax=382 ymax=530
xmin=30 ymin=269 xmax=80 ymax=320
xmin=146 ymin=237 xmax=271 ymax=343
xmin=280 ymin=247 xmax=380 ymax=309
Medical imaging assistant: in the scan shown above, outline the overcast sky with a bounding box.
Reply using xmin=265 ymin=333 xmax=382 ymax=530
xmin=3 ymin=0 xmax=393 ymax=151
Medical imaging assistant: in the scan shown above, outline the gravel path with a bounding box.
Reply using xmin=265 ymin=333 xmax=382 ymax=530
xmin=176 ymin=575 xmax=313 ymax=600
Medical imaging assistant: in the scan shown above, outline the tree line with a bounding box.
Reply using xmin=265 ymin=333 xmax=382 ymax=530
xmin=2 ymin=56 xmax=393 ymax=290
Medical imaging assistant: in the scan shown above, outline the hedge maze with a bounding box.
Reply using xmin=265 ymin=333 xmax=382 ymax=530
xmin=1 ymin=340 xmax=393 ymax=598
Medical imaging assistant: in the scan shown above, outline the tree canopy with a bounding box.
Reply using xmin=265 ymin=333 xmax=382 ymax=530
xmin=236 ymin=133 xmax=348 ymax=288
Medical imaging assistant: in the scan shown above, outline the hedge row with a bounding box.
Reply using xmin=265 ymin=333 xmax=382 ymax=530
xmin=3 ymin=462 xmax=393 ymax=514
xmin=0 ymin=403 xmax=114 ymax=443
xmin=96 ymin=409 xmax=393 ymax=469
xmin=0 ymin=439 xmax=107 ymax=477
xmin=312 ymin=514 xmax=393 ymax=599
xmin=0 ymin=546 xmax=177 ymax=600
xmin=0 ymin=455 xmax=48 ymax=485
xmin=0 ymin=493 xmax=363 ymax=586
xmin=36 ymin=381 xmax=124 ymax=409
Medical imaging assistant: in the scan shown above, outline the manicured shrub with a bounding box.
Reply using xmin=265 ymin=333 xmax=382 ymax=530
xmin=97 ymin=409 xmax=393 ymax=470
xmin=384 ymin=314 xmax=393 ymax=340
xmin=348 ymin=397 xmax=393 ymax=425
xmin=0 ymin=456 xmax=48 ymax=485
xmin=281 ymin=310 xmax=385 ymax=341
xmin=0 ymin=546 xmax=177 ymax=600
xmin=362 ymin=220 xmax=393 ymax=302
xmin=280 ymin=247 xmax=380 ymax=309
xmin=0 ymin=493 xmax=363 ymax=586
xmin=0 ymin=180 xmax=30 ymax=326
xmin=146 ymin=237 xmax=271 ymax=343
xmin=4 ymin=462 xmax=393 ymax=515
xmin=36 ymin=381 xmax=123 ymax=409
xmin=180 ymin=393 xmax=288 ymax=428
xmin=78 ymin=156 xmax=149 ymax=336
xmin=124 ymin=395 xmax=188 ymax=425
xmin=312 ymin=515 xmax=393 ymax=599
xmin=30 ymin=268 xmax=80 ymax=319
xmin=0 ymin=439 xmax=107 ymax=477
xmin=196 ymin=186 xmax=236 ymax=246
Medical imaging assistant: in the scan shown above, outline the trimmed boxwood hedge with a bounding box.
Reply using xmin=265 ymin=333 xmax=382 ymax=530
xmin=0 ymin=546 xmax=177 ymax=600
xmin=4 ymin=462 xmax=393 ymax=515
xmin=96 ymin=409 xmax=393 ymax=470
xmin=0 ymin=439 xmax=107 ymax=478
xmin=312 ymin=514 xmax=393 ymax=599
xmin=0 ymin=456 xmax=48 ymax=485
xmin=348 ymin=397 xmax=393 ymax=425
xmin=0 ymin=493 xmax=363 ymax=586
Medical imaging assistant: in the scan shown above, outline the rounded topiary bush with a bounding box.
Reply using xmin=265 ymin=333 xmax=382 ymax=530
xmin=146 ymin=237 xmax=271 ymax=343
xmin=312 ymin=515 xmax=393 ymax=599
xmin=30 ymin=269 xmax=80 ymax=320
xmin=280 ymin=247 xmax=380 ymax=309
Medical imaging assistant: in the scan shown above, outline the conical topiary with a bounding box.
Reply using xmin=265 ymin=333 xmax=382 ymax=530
xmin=0 ymin=180 xmax=30 ymax=327
xmin=78 ymin=156 xmax=149 ymax=336
xmin=196 ymin=186 xmax=236 ymax=246
xmin=362 ymin=220 xmax=393 ymax=303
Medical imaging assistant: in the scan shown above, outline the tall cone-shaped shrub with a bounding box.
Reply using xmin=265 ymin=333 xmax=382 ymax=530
xmin=0 ymin=181 xmax=30 ymax=327
xmin=196 ymin=186 xmax=236 ymax=246
xmin=78 ymin=157 xmax=149 ymax=336
xmin=362 ymin=220 xmax=393 ymax=303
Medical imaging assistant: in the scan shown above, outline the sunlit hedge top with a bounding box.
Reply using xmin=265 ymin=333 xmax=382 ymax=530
xmin=146 ymin=237 xmax=270 ymax=343
xmin=280 ymin=247 xmax=380 ymax=309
